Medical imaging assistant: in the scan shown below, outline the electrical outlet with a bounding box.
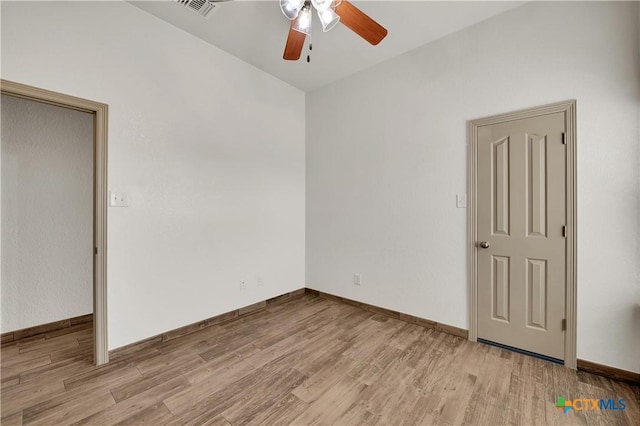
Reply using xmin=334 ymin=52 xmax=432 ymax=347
xmin=240 ymin=280 xmax=246 ymax=290
xmin=109 ymin=191 xmax=128 ymax=207
xmin=257 ymin=276 xmax=264 ymax=286
xmin=354 ymin=274 xmax=362 ymax=286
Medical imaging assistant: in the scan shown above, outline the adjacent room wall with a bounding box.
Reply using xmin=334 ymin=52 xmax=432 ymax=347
xmin=1 ymin=95 xmax=94 ymax=332
xmin=306 ymin=1 xmax=640 ymax=373
xmin=1 ymin=1 xmax=306 ymax=349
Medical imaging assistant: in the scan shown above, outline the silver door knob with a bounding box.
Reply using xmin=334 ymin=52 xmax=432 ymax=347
xmin=479 ymin=241 xmax=490 ymax=249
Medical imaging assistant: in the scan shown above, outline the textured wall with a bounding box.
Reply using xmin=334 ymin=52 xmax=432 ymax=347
xmin=1 ymin=94 xmax=94 ymax=332
xmin=1 ymin=1 xmax=306 ymax=349
xmin=307 ymin=1 xmax=639 ymax=372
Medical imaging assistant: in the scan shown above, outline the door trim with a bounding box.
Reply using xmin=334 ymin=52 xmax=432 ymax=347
xmin=467 ymin=100 xmax=577 ymax=369
xmin=1 ymin=79 xmax=109 ymax=365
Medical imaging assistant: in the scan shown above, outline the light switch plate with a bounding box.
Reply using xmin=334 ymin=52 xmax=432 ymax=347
xmin=456 ymin=194 xmax=467 ymax=208
xmin=354 ymin=274 xmax=362 ymax=286
xmin=109 ymin=191 xmax=128 ymax=207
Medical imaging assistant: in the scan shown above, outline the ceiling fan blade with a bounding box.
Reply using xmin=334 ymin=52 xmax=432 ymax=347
xmin=283 ymin=19 xmax=306 ymax=60
xmin=335 ymin=1 xmax=388 ymax=45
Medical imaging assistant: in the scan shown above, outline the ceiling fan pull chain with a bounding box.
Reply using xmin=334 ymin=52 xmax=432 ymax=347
xmin=307 ymin=36 xmax=312 ymax=63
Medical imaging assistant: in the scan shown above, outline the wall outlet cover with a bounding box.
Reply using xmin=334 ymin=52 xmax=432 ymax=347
xmin=109 ymin=191 xmax=128 ymax=207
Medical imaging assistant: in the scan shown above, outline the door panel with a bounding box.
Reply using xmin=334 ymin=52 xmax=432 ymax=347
xmin=527 ymin=134 xmax=547 ymax=238
xmin=477 ymin=112 xmax=566 ymax=361
xmin=492 ymin=255 xmax=510 ymax=322
xmin=526 ymin=258 xmax=547 ymax=330
xmin=492 ymin=137 xmax=510 ymax=236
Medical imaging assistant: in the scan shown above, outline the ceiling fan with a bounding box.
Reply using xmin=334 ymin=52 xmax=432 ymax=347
xmin=173 ymin=0 xmax=387 ymax=61
xmin=280 ymin=0 xmax=388 ymax=61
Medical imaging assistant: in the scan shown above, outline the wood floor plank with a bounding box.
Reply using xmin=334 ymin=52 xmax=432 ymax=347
xmin=165 ymin=359 xmax=256 ymax=414
xmin=291 ymin=352 xmax=361 ymax=403
xmin=185 ymin=344 xmax=260 ymax=384
xmin=110 ymin=359 xmax=200 ymax=402
xmin=333 ymin=402 xmax=381 ymax=426
xmin=2 ymin=294 xmax=638 ymax=426
xmin=399 ymin=395 xmax=435 ymax=426
xmin=243 ymin=393 xmax=309 ymax=426
xmin=199 ymin=334 xmax=266 ymax=363
xmin=185 ymin=414 xmax=231 ymax=426
xmin=385 ymin=321 xmax=427 ymax=351
xmin=348 ymin=344 xmax=404 ymax=386
xmin=610 ymin=380 xmax=640 ymax=425
xmin=1 ymin=354 xmax=51 ymax=378
xmin=2 ymin=375 xmax=20 ymax=390
xmin=220 ymin=368 xmax=308 ymax=425
xmin=339 ymin=316 xmax=404 ymax=361
xmin=49 ymin=342 xmax=93 ymax=363
xmin=19 ymin=357 xmax=94 ymax=385
xmin=154 ymin=333 xmax=212 ymax=357
xmin=72 ymin=376 xmax=189 ymax=425
xmin=17 ymin=333 xmax=79 ymax=356
xmin=376 ymin=382 xmax=424 ymax=425
xmin=113 ymin=402 xmax=175 ymax=426
xmin=63 ymin=364 xmax=142 ymax=392
xmin=355 ymin=361 xmax=417 ymax=416
xmin=134 ymin=344 xmax=205 ymax=377
xmin=294 ymin=326 xmax=352 ymax=377
xmin=434 ymin=370 xmax=479 ymax=425
xmin=0 ymin=410 xmax=23 ymax=426
xmin=21 ymin=385 xmax=115 ymax=426
xmin=292 ymin=376 xmax=368 ymax=425
xmin=1 ymin=346 xmax=48 ymax=369
xmin=1 ymin=376 xmax=66 ymax=419
xmin=171 ymin=351 xmax=307 ymax=425
xmin=242 ymin=329 xmax=313 ymax=371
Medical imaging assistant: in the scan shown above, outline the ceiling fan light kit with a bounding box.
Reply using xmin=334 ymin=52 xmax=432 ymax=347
xmin=311 ymin=0 xmax=333 ymax=11
xmin=292 ymin=4 xmax=313 ymax=35
xmin=280 ymin=0 xmax=305 ymax=20
xmin=317 ymin=7 xmax=340 ymax=32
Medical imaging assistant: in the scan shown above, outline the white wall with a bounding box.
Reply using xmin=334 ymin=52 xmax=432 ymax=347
xmin=1 ymin=1 xmax=306 ymax=349
xmin=1 ymin=95 xmax=93 ymax=332
xmin=307 ymin=1 xmax=640 ymax=373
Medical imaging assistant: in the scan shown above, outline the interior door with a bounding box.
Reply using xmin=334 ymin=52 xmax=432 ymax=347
xmin=477 ymin=112 xmax=566 ymax=361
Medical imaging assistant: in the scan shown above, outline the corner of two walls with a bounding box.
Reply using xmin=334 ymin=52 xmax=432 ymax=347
xmin=1 ymin=1 xmax=306 ymax=349
xmin=305 ymin=1 xmax=640 ymax=373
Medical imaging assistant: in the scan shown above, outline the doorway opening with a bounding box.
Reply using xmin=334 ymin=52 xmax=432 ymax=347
xmin=1 ymin=80 xmax=109 ymax=365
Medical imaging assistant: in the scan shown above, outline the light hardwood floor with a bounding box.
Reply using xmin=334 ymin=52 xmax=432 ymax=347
xmin=1 ymin=294 xmax=638 ymax=425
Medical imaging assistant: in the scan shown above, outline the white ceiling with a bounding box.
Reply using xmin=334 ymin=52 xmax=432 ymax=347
xmin=130 ymin=1 xmax=525 ymax=91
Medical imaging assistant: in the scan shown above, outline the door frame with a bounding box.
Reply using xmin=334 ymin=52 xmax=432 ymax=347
xmin=1 ymin=79 xmax=109 ymax=365
xmin=467 ymin=100 xmax=577 ymax=369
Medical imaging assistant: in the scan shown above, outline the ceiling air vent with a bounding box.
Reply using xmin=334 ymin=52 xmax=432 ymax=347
xmin=173 ymin=0 xmax=218 ymax=19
